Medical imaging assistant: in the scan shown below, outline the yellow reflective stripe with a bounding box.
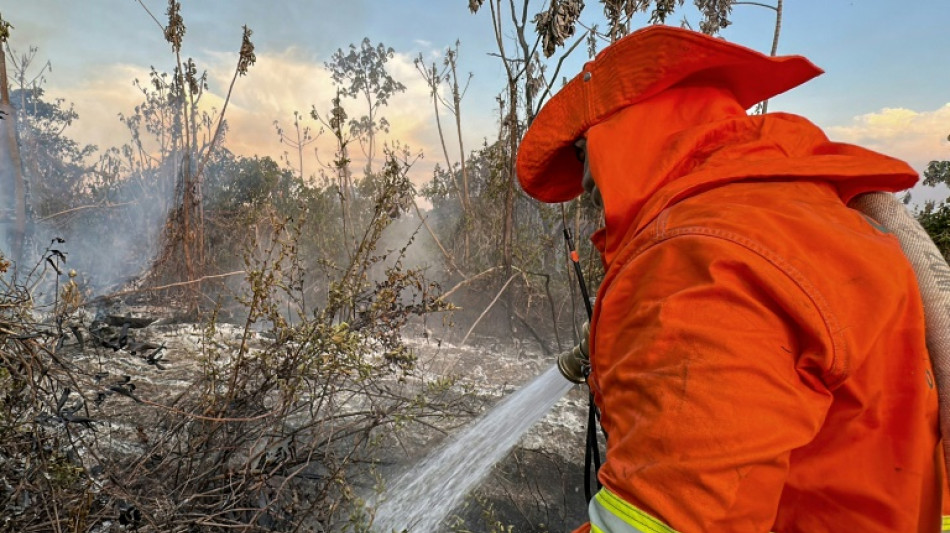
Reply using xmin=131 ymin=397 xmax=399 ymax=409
xmin=589 ymin=488 xmax=679 ymax=533
xmin=942 ymin=515 xmax=950 ymax=532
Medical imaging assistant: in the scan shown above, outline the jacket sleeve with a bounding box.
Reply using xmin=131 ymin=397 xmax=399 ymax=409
xmin=587 ymin=233 xmax=835 ymax=532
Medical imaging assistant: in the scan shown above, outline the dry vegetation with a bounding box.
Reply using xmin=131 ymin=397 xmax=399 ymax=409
xmin=12 ymin=1 xmax=943 ymax=532
xmin=0 ymin=221 xmax=472 ymax=531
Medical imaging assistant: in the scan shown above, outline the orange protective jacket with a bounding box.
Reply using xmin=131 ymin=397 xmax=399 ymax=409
xmin=516 ymin=26 xmax=946 ymax=533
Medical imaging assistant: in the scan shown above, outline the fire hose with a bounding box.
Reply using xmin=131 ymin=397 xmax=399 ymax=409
xmin=849 ymin=191 xmax=950 ymax=473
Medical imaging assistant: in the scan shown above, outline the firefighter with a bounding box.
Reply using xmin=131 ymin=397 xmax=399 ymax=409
xmin=517 ymin=25 xmax=947 ymax=532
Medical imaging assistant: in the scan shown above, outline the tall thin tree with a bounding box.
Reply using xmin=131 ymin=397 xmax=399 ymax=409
xmin=0 ymin=14 xmax=27 ymax=262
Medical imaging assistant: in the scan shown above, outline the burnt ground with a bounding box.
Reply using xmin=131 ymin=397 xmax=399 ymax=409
xmin=15 ymin=305 xmax=593 ymax=532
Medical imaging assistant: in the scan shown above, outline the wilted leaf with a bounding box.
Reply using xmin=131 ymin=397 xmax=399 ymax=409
xmin=533 ymin=0 xmax=585 ymax=57
xmin=695 ymin=0 xmax=733 ymax=34
xmin=238 ymin=25 xmax=256 ymax=76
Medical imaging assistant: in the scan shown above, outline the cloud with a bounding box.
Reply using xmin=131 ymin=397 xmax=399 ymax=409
xmin=826 ymin=105 xmax=950 ymax=204
xmin=43 ymin=46 xmax=474 ymax=187
xmin=200 ymin=47 xmax=454 ymax=184
xmin=199 ymin=47 xmax=339 ymax=170
xmin=45 ymin=63 xmax=148 ymax=153
xmin=826 ymin=105 xmax=950 ymax=172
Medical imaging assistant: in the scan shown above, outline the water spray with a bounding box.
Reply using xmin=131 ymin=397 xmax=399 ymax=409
xmin=371 ymin=366 xmax=574 ymax=532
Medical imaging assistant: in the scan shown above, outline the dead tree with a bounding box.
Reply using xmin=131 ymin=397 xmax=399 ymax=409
xmin=135 ymin=0 xmax=255 ymax=310
xmin=0 ymin=15 xmax=27 ymax=262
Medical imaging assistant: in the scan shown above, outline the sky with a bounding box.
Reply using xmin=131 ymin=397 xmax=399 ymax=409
xmin=4 ymin=0 xmax=950 ymax=202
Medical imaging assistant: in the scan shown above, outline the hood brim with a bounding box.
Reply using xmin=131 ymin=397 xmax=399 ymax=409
xmin=516 ymin=25 xmax=823 ymax=204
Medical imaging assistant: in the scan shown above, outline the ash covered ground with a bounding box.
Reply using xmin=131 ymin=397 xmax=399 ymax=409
xmin=4 ymin=301 xmax=591 ymax=532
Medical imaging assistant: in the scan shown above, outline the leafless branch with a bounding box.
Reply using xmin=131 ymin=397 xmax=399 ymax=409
xmin=37 ymin=202 xmax=135 ymax=222
xmin=89 ymin=270 xmax=245 ymax=303
xmin=534 ymin=29 xmax=589 ymax=117
xmin=438 ymin=266 xmax=503 ymax=302
xmin=460 ymin=273 xmax=519 ymax=345
xmin=411 ymin=199 xmax=468 ymax=278
xmin=733 ymin=1 xmax=778 ymax=11
xmin=134 ymin=0 xmax=166 ymax=31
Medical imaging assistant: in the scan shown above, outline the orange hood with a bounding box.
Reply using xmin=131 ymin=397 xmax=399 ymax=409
xmin=586 ymin=84 xmax=918 ymax=266
xmin=516 ymin=25 xmax=918 ymax=267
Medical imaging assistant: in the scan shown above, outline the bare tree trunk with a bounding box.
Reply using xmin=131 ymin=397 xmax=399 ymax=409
xmin=163 ymin=49 xmax=200 ymax=297
xmin=143 ymin=16 xmax=254 ymax=313
xmin=0 ymin=43 xmax=26 ymax=261
xmin=336 ymin=132 xmax=354 ymax=260
xmin=364 ymin=91 xmax=375 ymax=175
xmin=417 ymin=58 xmax=471 ymax=259
xmin=446 ymin=49 xmax=471 ymax=211
xmin=417 ymin=50 xmax=474 ymax=260
xmin=487 ymin=0 xmax=519 ymax=278
xmin=502 ymin=82 xmax=518 ymax=277
xmin=760 ymin=0 xmax=783 ymax=114
xmin=444 ymin=47 xmax=474 ymax=260
xmin=421 ymin=60 xmax=463 ymax=205
xmin=412 ymin=198 xmax=467 ymax=278
xmin=339 ymin=165 xmax=350 ymax=258
xmin=770 ymin=0 xmax=783 ymax=56
xmin=296 ymin=119 xmax=305 ymax=178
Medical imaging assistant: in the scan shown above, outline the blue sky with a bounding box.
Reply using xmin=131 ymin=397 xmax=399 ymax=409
xmin=5 ymin=1 xmax=950 ymax=201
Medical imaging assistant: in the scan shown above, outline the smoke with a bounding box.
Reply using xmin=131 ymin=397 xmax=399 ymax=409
xmin=28 ymin=174 xmax=171 ymax=297
xmin=0 ymin=39 xmax=470 ymax=310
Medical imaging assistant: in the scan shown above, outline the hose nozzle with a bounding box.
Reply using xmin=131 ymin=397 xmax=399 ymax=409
xmin=557 ymin=322 xmax=590 ymax=384
xmin=557 ymin=344 xmax=588 ymax=384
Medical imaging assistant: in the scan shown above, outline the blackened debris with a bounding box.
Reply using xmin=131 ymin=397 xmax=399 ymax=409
xmin=37 ymin=388 xmax=96 ymax=429
xmin=104 ymin=315 xmax=157 ymax=329
xmin=117 ymin=500 xmax=142 ymax=529
xmin=69 ymin=324 xmax=84 ymax=350
xmin=107 ymin=376 xmax=142 ymax=403
xmin=142 ymin=344 xmax=167 ymax=370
